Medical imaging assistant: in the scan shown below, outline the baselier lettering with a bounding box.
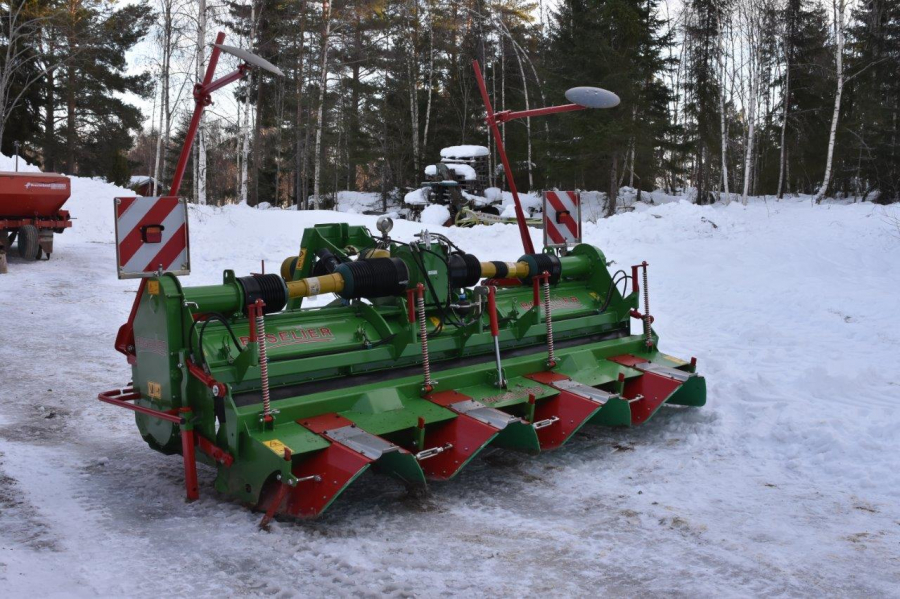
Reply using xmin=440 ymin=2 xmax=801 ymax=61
xmin=239 ymin=327 xmax=335 ymax=347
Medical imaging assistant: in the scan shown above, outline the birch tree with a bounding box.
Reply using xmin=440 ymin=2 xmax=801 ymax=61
xmin=814 ymin=0 xmax=846 ymax=203
xmin=312 ymin=0 xmax=332 ymax=210
xmin=240 ymin=0 xmax=258 ymax=205
xmin=716 ymin=12 xmax=730 ymax=202
xmin=195 ymin=0 xmax=207 ymax=204
xmin=741 ymin=0 xmax=762 ymax=206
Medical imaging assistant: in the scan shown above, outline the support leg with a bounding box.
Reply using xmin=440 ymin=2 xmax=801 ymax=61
xmin=180 ymin=409 xmax=199 ymax=501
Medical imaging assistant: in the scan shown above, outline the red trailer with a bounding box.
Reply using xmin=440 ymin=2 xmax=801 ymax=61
xmin=0 ymin=172 xmax=72 ymax=265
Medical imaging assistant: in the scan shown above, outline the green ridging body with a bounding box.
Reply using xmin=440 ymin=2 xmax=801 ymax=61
xmin=128 ymin=224 xmax=705 ymax=513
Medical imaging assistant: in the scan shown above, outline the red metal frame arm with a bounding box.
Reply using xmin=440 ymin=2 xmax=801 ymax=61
xmin=98 ymin=388 xmax=182 ymax=423
xmin=204 ymin=66 xmax=246 ymax=96
xmin=495 ymin=104 xmax=584 ymax=123
xmin=472 ymin=59 xmax=535 ymax=256
xmin=169 ymin=31 xmax=227 ymax=197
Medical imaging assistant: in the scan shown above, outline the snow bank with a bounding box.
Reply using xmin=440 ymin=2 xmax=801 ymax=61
xmin=336 ymin=191 xmax=381 ymax=213
xmin=425 ymin=163 xmax=477 ymax=181
xmin=404 ymin=187 xmax=428 ymax=205
xmin=440 ymin=145 xmax=489 ymax=159
xmin=0 ymin=152 xmax=41 ymax=173
xmin=419 ymin=203 xmax=451 ymax=226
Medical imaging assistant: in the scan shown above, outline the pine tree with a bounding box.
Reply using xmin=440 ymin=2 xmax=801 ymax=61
xmin=847 ymin=0 xmax=900 ymax=202
xmin=683 ymin=0 xmax=725 ymax=204
xmin=781 ymin=0 xmax=831 ymax=194
xmin=543 ymin=0 xmax=675 ymax=214
xmin=48 ymin=0 xmax=153 ymax=179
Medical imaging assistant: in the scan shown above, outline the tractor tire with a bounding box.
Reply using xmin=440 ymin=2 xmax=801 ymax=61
xmin=17 ymin=225 xmax=40 ymax=261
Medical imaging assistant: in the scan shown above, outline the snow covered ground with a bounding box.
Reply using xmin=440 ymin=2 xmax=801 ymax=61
xmin=1 ymin=165 xmax=899 ymax=597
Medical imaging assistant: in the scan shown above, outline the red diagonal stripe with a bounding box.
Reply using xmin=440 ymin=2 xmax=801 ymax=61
xmin=142 ymin=223 xmax=187 ymax=272
xmin=118 ymin=198 xmax=178 ymax=266
xmin=546 ymin=219 xmax=566 ymax=244
xmin=117 ymin=197 xmax=137 ymax=217
xmin=547 ymin=193 xmax=579 ymax=238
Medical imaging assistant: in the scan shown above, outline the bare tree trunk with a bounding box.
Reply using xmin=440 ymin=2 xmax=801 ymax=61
xmin=152 ymin=79 xmax=164 ymax=196
xmin=741 ymin=66 xmax=758 ymax=206
xmin=235 ymin=99 xmax=241 ymax=197
xmin=294 ymin=1 xmax=306 ymax=207
xmin=406 ymin=46 xmax=419 ymax=181
xmin=159 ymin=0 xmax=174 ymax=194
xmin=500 ymin=35 xmax=505 ymax=149
xmin=511 ymin=42 xmax=533 ymax=190
xmin=44 ymin=65 xmax=55 ymax=172
xmin=490 ymin=59 xmax=496 ymax=187
xmin=196 ymin=0 xmax=207 ymax=204
xmin=422 ymin=15 xmax=434 ymax=158
xmin=312 ymin=0 xmax=332 ymax=210
xmin=240 ymin=2 xmax=257 ymax=204
xmin=739 ymin=0 xmax=761 ymax=206
xmin=607 ymin=154 xmax=618 ymax=217
xmin=717 ymin=19 xmax=730 ymax=203
xmin=777 ymin=50 xmax=790 ymax=199
xmin=815 ymin=0 xmax=845 ymax=204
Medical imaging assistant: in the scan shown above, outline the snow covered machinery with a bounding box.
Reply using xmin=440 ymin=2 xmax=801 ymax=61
xmin=101 ymin=216 xmax=705 ymax=522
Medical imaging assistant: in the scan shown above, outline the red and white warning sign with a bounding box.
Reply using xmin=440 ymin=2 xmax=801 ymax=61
xmin=542 ymin=191 xmax=581 ymax=248
xmin=114 ymin=196 xmax=190 ymax=279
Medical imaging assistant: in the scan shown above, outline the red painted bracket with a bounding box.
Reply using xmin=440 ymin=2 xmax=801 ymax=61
xmin=524 ymin=373 xmax=602 ymax=450
xmin=608 ymin=355 xmax=683 ymax=425
xmin=423 ymin=391 xmax=499 ymax=481
xmin=186 ymin=358 xmax=227 ymax=398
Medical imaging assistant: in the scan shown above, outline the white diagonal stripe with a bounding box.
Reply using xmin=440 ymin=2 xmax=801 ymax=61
xmin=121 ymin=205 xmax=186 ymax=273
xmin=116 ymin=198 xmax=160 ymax=243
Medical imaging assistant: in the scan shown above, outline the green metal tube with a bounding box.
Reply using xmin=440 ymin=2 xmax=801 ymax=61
xmin=559 ymin=254 xmax=590 ymax=278
xmin=183 ymin=284 xmax=243 ymax=314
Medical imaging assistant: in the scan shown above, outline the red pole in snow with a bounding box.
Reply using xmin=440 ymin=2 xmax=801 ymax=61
xmin=472 ymin=59 xmax=535 ymax=256
xmin=180 ymin=408 xmax=200 ymax=501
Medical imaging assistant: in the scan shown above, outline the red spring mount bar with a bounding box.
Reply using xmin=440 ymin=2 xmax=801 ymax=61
xmin=116 ymin=31 xmax=249 ymax=360
xmin=97 ymin=388 xmax=233 ymax=501
xmin=487 ymin=285 xmax=506 ymax=388
xmin=629 ymin=261 xmax=654 ymax=349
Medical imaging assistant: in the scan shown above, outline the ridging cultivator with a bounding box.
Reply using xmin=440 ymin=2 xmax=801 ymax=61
xmin=99 ymin=33 xmax=705 ymax=524
xmin=102 ymin=219 xmax=705 ymax=521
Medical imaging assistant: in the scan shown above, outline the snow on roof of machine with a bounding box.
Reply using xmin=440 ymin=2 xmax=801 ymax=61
xmin=440 ymin=145 xmax=489 ymax=159
xmin=425 ymin=163 xmax=477 ymax=180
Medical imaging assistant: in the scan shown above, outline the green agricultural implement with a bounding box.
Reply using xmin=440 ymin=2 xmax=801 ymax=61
xmin=98 ymin=33 xmax=705 ymax=524
xmin=101 ymin=217 xmax=705 ymax=523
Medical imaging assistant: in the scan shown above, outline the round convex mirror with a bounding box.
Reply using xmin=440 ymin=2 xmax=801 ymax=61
xmin=214 ymin=44 xmax=285 ymax=77
xmin=565 ymin=87 xmax=620 ymax=109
